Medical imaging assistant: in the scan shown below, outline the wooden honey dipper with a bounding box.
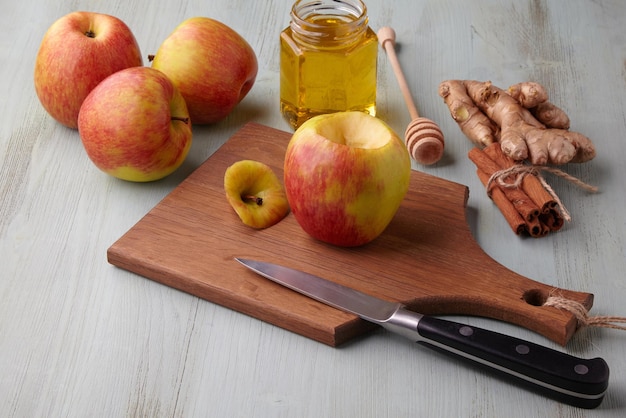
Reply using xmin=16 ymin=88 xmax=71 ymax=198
xmin=378 ymin=27 xmax=445 ymax=165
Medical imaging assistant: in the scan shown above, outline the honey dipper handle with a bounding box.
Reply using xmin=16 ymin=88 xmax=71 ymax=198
xmin=378 ymin=26 xmax=419 ymax=120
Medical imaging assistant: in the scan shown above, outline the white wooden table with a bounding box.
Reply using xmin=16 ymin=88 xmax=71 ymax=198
xmin=2 ymin=0 xmax=625 ymax=416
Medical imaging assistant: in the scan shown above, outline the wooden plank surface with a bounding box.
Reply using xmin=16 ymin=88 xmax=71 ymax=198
xmin=108 ymin=122 xmax=591 ymax=346
xmin=3 ymin=0 xmax=626 ymax=416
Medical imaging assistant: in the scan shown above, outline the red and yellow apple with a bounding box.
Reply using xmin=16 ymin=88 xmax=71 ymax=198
xmin=150 ymin=17 xmax=258 ymax=124
xmin=224 ymin=160 xmax=290 ymax=229
xmin=77 ymin=67 xmax=192 ymax=182
xmin=284 ymin=112 xmax=411 ymax=247
xmin=34 ymin=11 xmax=143 ymax=129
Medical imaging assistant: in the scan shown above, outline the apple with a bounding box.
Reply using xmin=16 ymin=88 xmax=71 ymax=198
xmin=150 ymin=17 xmax=258 ymax=124
xmin=34 ymin=11 xmax=143 ymax=129
xmin=224 ymin=160 xmax=290 ymax=229
xmin=77 ymin=67 xmax=192 ymax=182
xmin=284 ymin=112 xmax=411 ymax=247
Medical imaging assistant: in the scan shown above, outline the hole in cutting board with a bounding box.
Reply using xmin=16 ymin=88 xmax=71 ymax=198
xmin=523 ymin=289 xmax=549 ymax=306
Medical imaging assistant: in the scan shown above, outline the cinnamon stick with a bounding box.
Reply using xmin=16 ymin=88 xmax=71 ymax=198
xmin=469 ymin=146 xmax=564 ymax=237
xmin=540 ymin=209 xmax=564 ymax=232
xmin=482 ymin=143 xmax=563 ymax=231
xmin=483 ymin=143 xmax=556 ymax=214
xmin=474 ymin=168 xmax=527 ymax=235
xmin=468 ymin=148 xmax=540 ymax=222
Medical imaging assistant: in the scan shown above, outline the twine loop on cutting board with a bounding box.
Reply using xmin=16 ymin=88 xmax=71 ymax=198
xmin=486 ymin=164 xmax=598 ymax=222
xmin=544 ymin=295 xmax=626 ymax=331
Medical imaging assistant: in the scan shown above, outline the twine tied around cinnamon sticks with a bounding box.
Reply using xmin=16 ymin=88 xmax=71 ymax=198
xmin=544 ymin=294 xmax=626 ymax=331
xmin=487 ymin=164 xmax=598 ymax=222
xmin=468 ymin=143 xmax=598 ymax=237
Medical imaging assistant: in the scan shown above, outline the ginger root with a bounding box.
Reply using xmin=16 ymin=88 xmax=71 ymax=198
xmin=438 ymin=80 xmax=595 ymax=165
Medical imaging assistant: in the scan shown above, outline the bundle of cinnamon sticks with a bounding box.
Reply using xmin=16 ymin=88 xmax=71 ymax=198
xmin=468 ymin=143 xmax=563 ymax=237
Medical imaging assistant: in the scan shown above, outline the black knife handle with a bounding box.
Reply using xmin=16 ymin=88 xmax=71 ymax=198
xmin=415 ymin=316 xmax=609 ymax=409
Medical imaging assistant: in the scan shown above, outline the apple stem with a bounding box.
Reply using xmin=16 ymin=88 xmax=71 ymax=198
xmin=172 ymin=116 xmax=190 ymax=124
xmin=242 ymin=195 xmax=263 ymax=205
xmin=148 ymin=54 xmax=155 ymax=62
xmin=85 ymin=30 xmax=96 ymax=38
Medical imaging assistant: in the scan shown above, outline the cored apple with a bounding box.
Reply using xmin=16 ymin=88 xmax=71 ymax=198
xmin=34 ymin=11 xmax=143 ymax=129
xmin=77 ymin=67 xmax=192 ymax=182
xmin=284 ymin=112 xmax=411 ymax=246
xmin=150 ymin=17 xmax=258 ymax=124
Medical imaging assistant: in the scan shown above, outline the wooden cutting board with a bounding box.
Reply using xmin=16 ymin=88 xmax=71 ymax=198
xmin=107 ymin=122 xmax=592 ymax=347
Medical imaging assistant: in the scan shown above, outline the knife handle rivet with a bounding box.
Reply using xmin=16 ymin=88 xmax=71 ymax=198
xmin=515 ymin=344 xmax=530 ymax=355
xmin=459 ymin=326 xmax=474 ymax=337
xmin=574 ymin=364 xmax=590 ymax=375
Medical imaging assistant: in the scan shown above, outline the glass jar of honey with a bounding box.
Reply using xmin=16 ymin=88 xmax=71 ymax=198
xmin=280 ymin=0 xmax=378 ymax=129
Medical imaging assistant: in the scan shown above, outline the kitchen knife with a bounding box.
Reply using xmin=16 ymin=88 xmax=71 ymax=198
xmin=235 ymin=258 xmax=609 ymax=409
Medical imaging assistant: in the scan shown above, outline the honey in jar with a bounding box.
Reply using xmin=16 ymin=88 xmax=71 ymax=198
xmin=280 ymin=0 xmax=378 ymax=129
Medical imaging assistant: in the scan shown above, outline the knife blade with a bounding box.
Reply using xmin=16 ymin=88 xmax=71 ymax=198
xmin=235 ymin=258 xmax=609 ymax=409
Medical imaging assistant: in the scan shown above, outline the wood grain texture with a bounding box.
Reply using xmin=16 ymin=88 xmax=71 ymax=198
xmin=108 ymin=123 xmax=591 ymax=346
xmin=2 ymin=0 xmax=626 ymax=416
